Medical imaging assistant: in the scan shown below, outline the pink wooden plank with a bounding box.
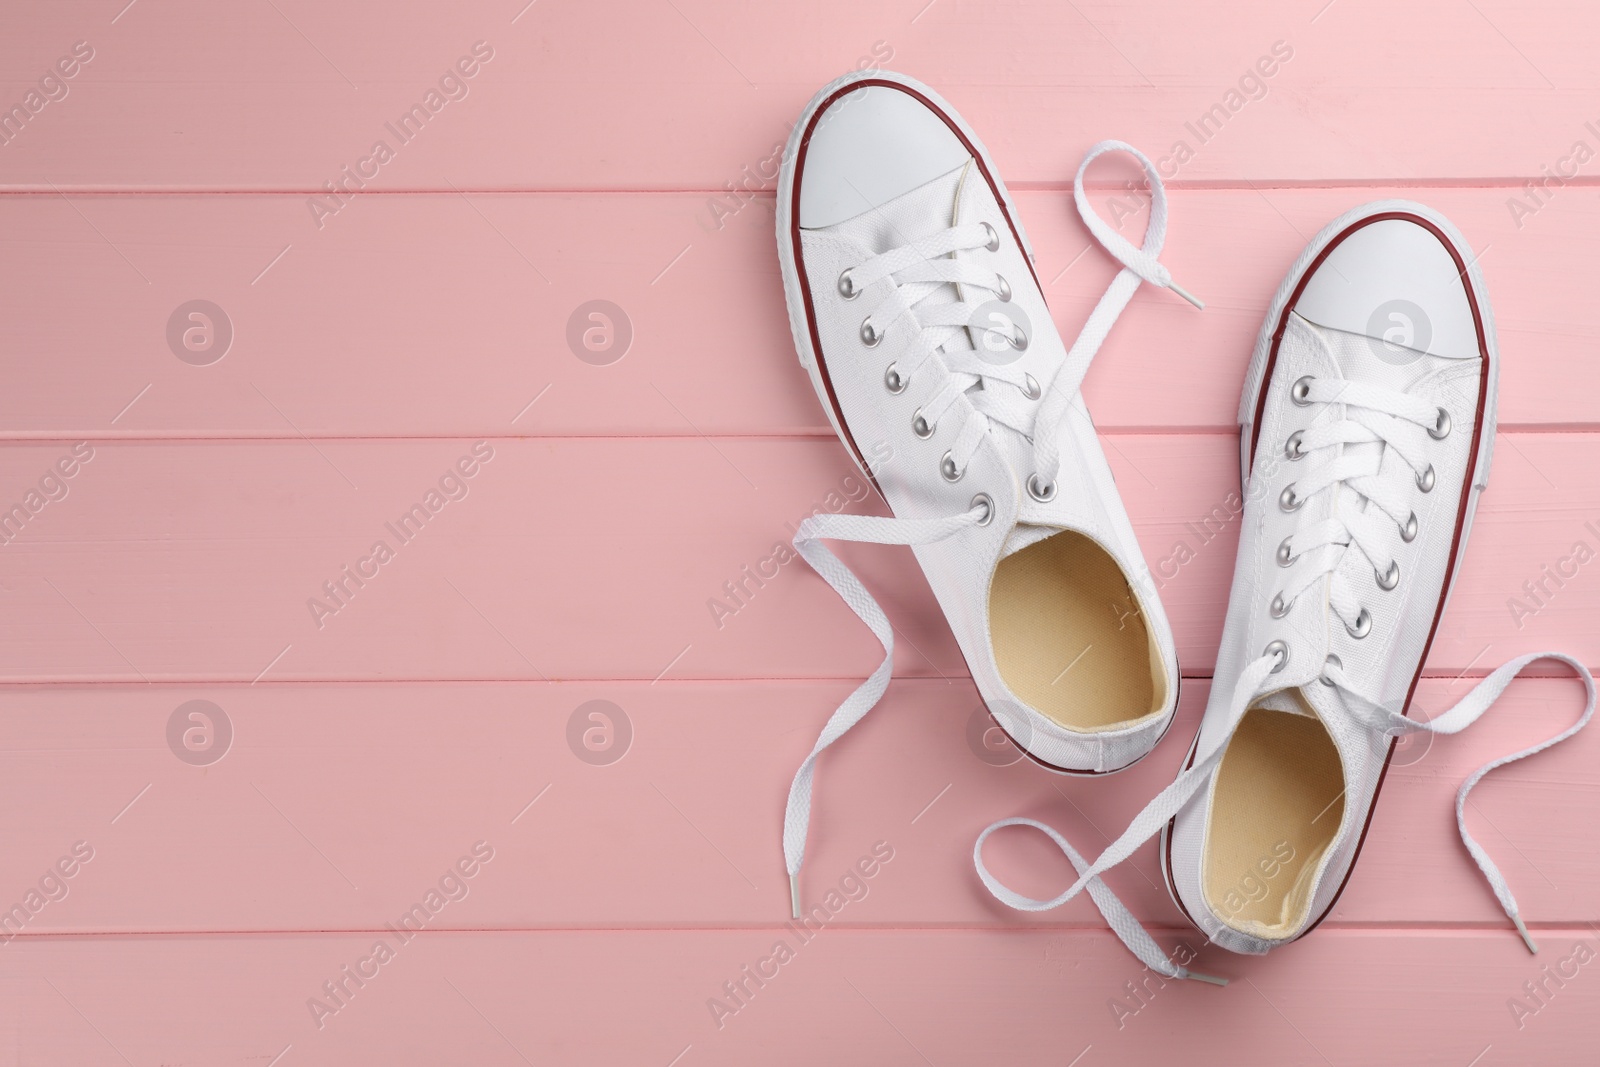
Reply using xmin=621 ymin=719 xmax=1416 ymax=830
xmin=0 ymin=435 xmax=1593 ymax=684
xmin=1 ymin=1 xmax=1596 ymax=188
xmin=2 ymin=928 xmax=1593 ymax=1064
xmin=0 ymin=186 xmax=1595 ymax=438
xmin=0 ymin=676 xmax=1591 ymax=934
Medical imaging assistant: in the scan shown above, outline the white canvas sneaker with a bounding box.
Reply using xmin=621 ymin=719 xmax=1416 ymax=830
xmin=975 ymin=201 xmax=1595 ymax=982
xmin=775 ymin=70 xmax=1198 ymax=914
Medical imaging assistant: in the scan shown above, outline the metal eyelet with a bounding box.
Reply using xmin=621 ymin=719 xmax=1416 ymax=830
xmin=883 ymin=362 xmax=906 ymax=394
xmin=1008 ymin=328 xmax=1029 ymax=352
xmin=838 ymin=269 xmax=859 ymax=300
xmin=1027 ymin=473 xmax=1056 ymax=502
xmin=980 ymin=222 xmax=1000 ymax=252
xmin=1346 ymin=607 xmax=1372 ymax=639
xmin=912 ymin=409 xmax=935 ymax=439
xmin=1319 ymin=653 xmax=1342 ymax=686
xmin=971 ymin=493 xmax=994 ymax=526
xmin=1400 ymin=511 xmax=1418 ymax=543
xmin=1264 ymin=640 xmax=1289 ymax=673
xmin=1279 ymin=484 xmax=1303 ymax=512
xmin=861 ymin=318 xmax=883 ymax=347
xmin=995 ymin=274 xmax=1012 ymax=302
xmin=1270 ymin=593 xmax=1293 ymax=619
xmin=1429 ymin=407 xmax=1452 ymax=440
xmin=1290 ymin=376 xmax=1315 ymax=406
xmin=1285 ymin=429 xmax=1306 ymax=461
xmin=1416 ymin=464 xmax=1435 ymax=493
xmin=1376 ymin=560 xmax=1400 ymax=591
xmin=940 ymin=451 xmax=963 ymax=483
xmin=1021 ymin=374 xmax=1041 ymax=401
xmin=1276 ymin=536 xmax=1297 ymax=567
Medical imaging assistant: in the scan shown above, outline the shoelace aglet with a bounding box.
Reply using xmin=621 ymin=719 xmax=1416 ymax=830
xmin=1512 ymin=912 xmax=1539 ymax=954
xmin=789 ymin=874 xmax=802 ymax=920
xmin=1183 ymin=969 xmax=1229 ymax=987
xmin=1167 ymin=279 xmax=1205 ymax=310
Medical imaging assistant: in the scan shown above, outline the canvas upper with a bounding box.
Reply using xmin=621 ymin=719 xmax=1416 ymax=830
xmin=775 ymin=70 xmax=1199 ymax=914
xmin=1167 ymin=203 xmax=1496 ymax=952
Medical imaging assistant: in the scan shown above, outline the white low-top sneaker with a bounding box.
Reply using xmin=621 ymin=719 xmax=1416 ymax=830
xmin=975 ymin=201 xmax=1595 ymax=982
xmin=775 ymin=70 xmax=1199 ymax=914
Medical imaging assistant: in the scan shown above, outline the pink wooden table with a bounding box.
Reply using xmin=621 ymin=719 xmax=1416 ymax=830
xmin=1 ymin=0 xmax=1597 ymax=1062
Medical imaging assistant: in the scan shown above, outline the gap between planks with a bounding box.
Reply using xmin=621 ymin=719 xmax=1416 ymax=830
xmin=1 ymin=427 xmax=1596 ymax=444
xmin=9 ymin=175 xmax=1600 ymax=196
xmin=1 ymin=922 xmax=1592 ymax=940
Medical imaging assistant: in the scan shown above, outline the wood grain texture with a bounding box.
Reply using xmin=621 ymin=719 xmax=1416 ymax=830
xmin=0 ymin=187 xmax=1597 ymax=438
xmin=0 ymin=677 xmax=1590 ymax=934
xmin=0 ymin=435 xmax=1593 ymax=683
xmin=1 ymin=0 xmax=1596 ymax=188
xmin=2 ymin=929 xmax=1595 ymax=1065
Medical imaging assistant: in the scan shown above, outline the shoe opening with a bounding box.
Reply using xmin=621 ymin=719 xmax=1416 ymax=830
xmin=1202 ymin=695 xmax=1345 ymax=940
xmin=987 ymin=530 xmax=1167 ymax=732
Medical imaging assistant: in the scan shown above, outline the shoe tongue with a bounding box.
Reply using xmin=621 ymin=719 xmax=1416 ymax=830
xmin=1293 ymin=315 xmax=1453 ymax=529
xmin=1254 ymin=687 xmax=1320 ymax=719
xmin=1001 ymin=522 xmax=1062 ymax=558
xmin=1304 ymin=314 xmax=1457 ymax=393
xmin=1297 ymin=314 xmax=1453 ymax=474
xmin=831 ymin=161 xmax=1056 ymax=558
xmin=828 ymin=162 xmax=967 ymax=261
xmin=828 ymin=160 xmax=982 ymax=368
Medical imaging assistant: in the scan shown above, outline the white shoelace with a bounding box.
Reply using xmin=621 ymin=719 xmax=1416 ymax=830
xmin=975 ymin=369 xmax=1598 ymax=982
xmin=975 ymin=651 xmax=1595 ymax=983
xmin=783 ymin=141 xmax=1200 ymax=917
xmin=1272 ymin=375 xmax=1452 ymax=636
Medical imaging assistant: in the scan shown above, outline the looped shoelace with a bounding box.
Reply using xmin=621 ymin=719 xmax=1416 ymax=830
xmin=782 ymin=140 xmax=1200 ymax=917
xmin=974 ymin=650 xmax=1596 ymax=984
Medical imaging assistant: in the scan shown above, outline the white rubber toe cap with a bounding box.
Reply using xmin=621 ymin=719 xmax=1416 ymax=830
xmin=797 ymin=83 xmax=971 ymax=230
xmin=1293 ymin=217 xmax=1480 ymax=360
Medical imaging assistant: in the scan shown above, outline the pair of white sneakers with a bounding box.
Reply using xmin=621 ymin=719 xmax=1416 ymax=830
xmin=774 ymin=71 xmax=1595 ymax=980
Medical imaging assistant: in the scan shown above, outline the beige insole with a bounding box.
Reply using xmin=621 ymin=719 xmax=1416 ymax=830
xmin=1203 ymin=703 xmax=1345 ymax=938
xmin=988 ymin=531 xmax=1165 ymax=731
